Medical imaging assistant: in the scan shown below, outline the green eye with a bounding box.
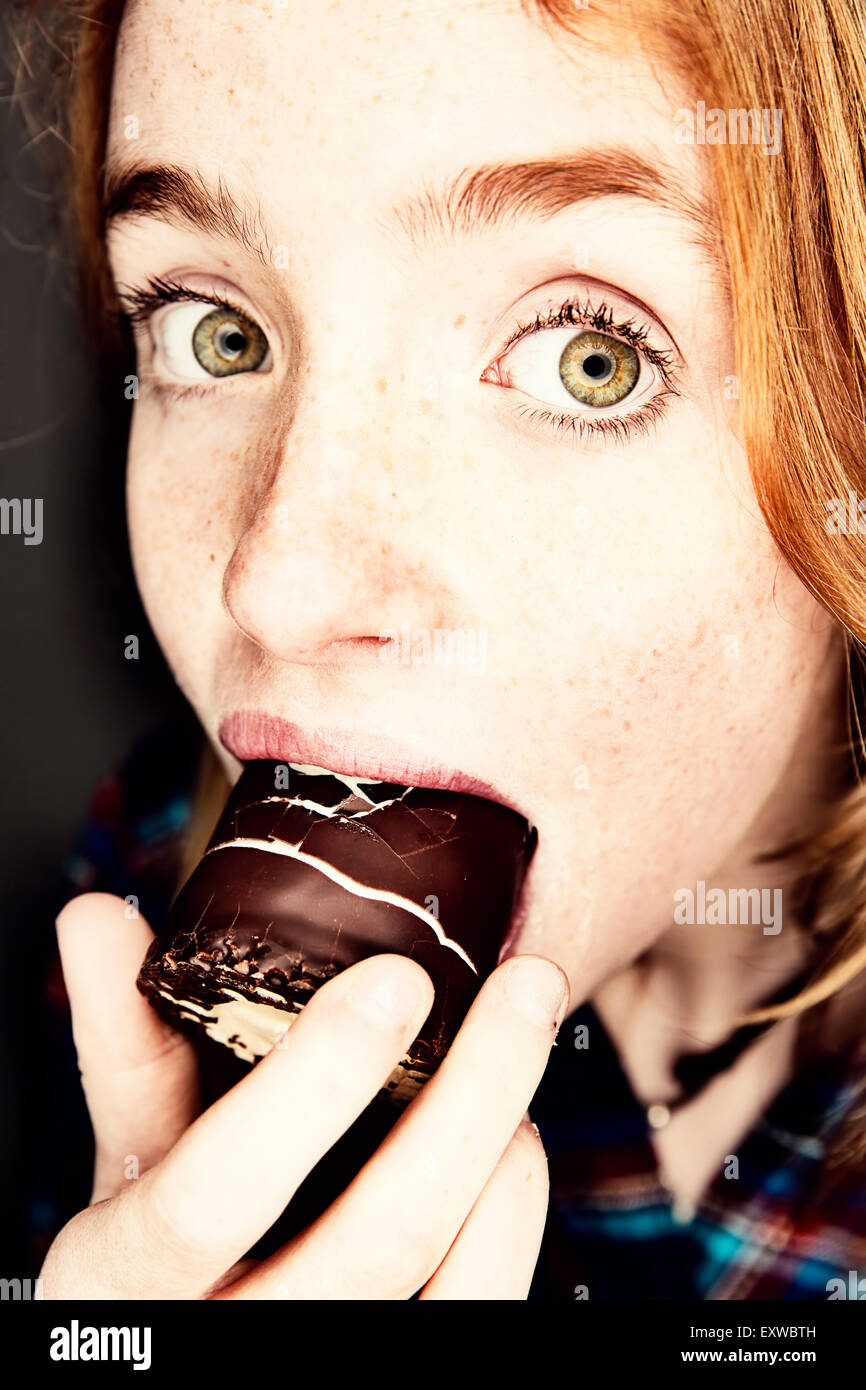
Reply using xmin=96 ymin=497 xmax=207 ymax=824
xmin=559 ymin=331 xmax=639 ymax=407
xmin=192 ymin=306 xmax=269 ymax=377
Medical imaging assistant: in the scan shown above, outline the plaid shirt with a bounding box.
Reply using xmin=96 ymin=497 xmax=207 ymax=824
xmin=28 ymin=722 xmax=866 ymax=1298
xmin=529 ymin=999 xmax=866 ymax=1300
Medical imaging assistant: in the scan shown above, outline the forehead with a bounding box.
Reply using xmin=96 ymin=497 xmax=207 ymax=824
xmin=107 ymin=0 xmax=706 ymax=247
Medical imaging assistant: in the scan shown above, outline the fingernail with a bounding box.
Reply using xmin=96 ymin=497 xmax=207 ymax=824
xmin=503 ymin=957 xmax=568 ymax=1029
xmin=346 ymin=956 xmax=427 ymax=1028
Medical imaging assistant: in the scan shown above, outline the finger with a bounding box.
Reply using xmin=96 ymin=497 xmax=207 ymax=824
xmin=202 ymin=1258 xmax=259 ymax=1296
xmin=223 ymin=953 xmax=568 ymax=1300
xmin=418 ymin=1119 xmax=549 ymax=1299
xmin=39 ymin=952 xmax=434 ymax=1299
xmin=56 ymin=893 xmax=200 ymax=1201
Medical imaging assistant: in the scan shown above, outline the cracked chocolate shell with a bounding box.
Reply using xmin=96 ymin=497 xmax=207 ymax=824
xmin=136 ymin=760 xmax=537 ymax=1105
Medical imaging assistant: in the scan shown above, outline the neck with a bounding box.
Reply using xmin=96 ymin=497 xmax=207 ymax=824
xmin=592 ymin=923 xmax=809 ymax=1108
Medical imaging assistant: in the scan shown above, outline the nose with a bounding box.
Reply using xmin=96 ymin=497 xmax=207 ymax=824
xmin=223 ymin=429 xmax=451 ymax=664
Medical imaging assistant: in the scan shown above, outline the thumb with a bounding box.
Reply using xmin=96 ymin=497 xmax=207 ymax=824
xmin=56 ymin=892 xmax=200 ymax=1203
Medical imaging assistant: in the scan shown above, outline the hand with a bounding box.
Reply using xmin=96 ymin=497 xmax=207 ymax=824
xmin=39 ymin=892 xmax=568 ymax=1299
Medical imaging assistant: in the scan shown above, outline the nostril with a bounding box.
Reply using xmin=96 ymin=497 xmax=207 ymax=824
xmin=219 ymin=499 xmax=454 ymax=667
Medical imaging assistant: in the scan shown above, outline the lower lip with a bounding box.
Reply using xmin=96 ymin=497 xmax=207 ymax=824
xmin=218 ymin=710 xmax=508 ymax=804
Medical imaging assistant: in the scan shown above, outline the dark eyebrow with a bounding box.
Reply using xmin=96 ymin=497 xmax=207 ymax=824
xmin=104 ymin=163 xmax=274 ymax=266
xmin=104 ymin=150 xmax=721 ymax=272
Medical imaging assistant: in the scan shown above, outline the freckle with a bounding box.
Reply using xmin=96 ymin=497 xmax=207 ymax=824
xmin=419 ymin=399 xmax=432 ymax=412
xmin=623 ymin=720 xmax=631 ymax=731
xmin=376 ymin=377 xmax=388 ymax=394
xmin=454 ymin=314 xmax=466 ymax=327
xmin=209 ymin=554 xmax=215 ymax=562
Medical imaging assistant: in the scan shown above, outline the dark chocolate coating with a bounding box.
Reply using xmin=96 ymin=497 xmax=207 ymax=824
xmin=137 ymin=761 xmax=536 ymax=1097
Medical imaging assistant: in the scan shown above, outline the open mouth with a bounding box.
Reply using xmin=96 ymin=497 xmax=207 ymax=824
xmin=218 ymin=708 xmax=523 ymax=813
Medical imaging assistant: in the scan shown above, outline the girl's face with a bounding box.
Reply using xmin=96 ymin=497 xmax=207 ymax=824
xmin=106 ymin=0 xmax=843 ymax=1003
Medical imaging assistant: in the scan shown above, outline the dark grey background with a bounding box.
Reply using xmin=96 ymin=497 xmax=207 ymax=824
xmin=0 ymin=57 xmax=182 ymax=1269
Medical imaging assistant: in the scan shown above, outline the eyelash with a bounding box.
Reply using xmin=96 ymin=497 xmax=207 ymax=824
xmin=117 ymin=277 xmax=681 ymax=437
xmin=117 ymin=275 xmax=257 ymax=403
xmin=496 ymin=294 xmax=680 ymax=444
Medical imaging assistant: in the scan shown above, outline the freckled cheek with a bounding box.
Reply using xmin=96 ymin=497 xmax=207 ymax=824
xmin=126 ymin=433 xmax=241 ymax=684
xmin=505 ymin=531 xmax=798 ymax=807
